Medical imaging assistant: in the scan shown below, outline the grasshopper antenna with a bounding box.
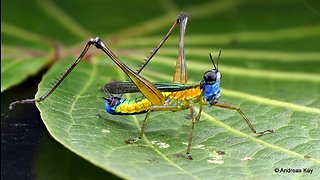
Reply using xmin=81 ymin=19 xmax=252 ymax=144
xmin=209 ymin=49 xmax=222 ymax=70
xmin=209 ymin=53 xmax=217 ymax=70
xmin=217 ymin=48 xmax=222 ymax=70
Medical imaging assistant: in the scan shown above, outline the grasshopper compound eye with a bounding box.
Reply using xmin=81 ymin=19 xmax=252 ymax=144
xmin=203 ymin=70 xmax=219 ymax=84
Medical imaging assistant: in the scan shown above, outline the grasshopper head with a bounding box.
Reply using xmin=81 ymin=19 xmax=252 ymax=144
xmin=200 ymin=50 xmax=222 ymax=105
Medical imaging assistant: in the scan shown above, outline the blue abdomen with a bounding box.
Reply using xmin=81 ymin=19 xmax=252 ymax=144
xmin=105 ymin=97 xmax=124 ymax=115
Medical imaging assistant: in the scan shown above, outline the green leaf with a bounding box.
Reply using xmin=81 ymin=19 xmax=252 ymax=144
xmin=36 ymin=50 xmax=320 ymax=179
xmin=1 ymin=57 xmax=49 ymax=92
xmin=3 ymin=0 xmax=320 ymax=179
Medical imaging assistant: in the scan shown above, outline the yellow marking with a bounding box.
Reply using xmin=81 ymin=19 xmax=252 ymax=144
xmin=117 ymin=98 xmax=152 ymax=113
xmin=128 ymin=105 xmax=135 ymax=112
xmin=162 ymin=92 xmax=171 ymax=97
xmin=121 ymin=106 xmax=128 ymax=113
xmin=138 ymin=103 xmax=144 ymax=111
xmin=166 ymin=87 xmax=202 ymax=100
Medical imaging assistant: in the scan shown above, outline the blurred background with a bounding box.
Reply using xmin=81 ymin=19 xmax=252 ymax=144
xmin=2 ymin=0 xmax=319 ymax=179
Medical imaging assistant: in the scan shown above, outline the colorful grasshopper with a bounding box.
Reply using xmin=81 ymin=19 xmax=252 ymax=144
xmin=10 ymin=13 xmax=273 ymax=160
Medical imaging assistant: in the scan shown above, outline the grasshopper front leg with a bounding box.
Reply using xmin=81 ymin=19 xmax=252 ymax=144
xmin=214 ymin=102 xmax=273 ymax=135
